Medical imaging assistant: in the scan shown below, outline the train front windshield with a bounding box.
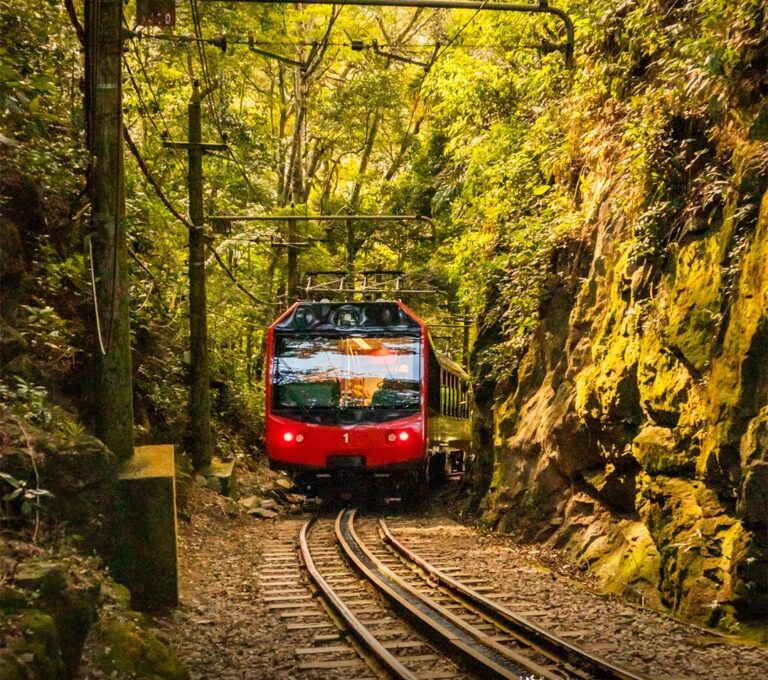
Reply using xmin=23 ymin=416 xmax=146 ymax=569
xmin=273 ymin=335 xmax=421 ymax=413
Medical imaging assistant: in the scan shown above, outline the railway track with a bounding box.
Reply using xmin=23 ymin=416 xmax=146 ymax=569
xmin=262 ymin=510 xmax=653 ymax=679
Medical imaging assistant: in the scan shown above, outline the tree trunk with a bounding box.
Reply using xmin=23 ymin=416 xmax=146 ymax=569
xmin=346 ymin=108 xmax=382 ymax=270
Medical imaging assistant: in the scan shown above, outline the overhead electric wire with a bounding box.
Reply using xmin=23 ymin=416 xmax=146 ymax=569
xmin=189 ymin=0 xmax=220 ymax=128
xmin=189 ymin=0 xmax=265 ymax=204
xmin=123 ymin=58 xmax=187 ymax=178
xmin=133 ymin=32 xmax=543 ymax=51
xmin=127 ymin=6 xmax=279 ymax=221
xmin=123 ymin=27 xmax=188 ymax=174
xmin=432 ymin=0 xmax=492 ymax=65
xmin=124 ymin=30 xmax=246 ymax=319
xmin=124 ymin=119 xmax=272 ymax=307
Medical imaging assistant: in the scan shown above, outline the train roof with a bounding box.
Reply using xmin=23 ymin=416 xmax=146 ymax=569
xmin=428 ymin=334 xmax=470 ymax=379
xmin=270 ymin=300 xmax=423 ymax=333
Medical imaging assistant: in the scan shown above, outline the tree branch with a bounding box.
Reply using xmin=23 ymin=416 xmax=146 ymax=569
xmin=123 ymin=128 xmax=271 ymax=307
xmin=64 ymin=0 xmax=85 ymax=45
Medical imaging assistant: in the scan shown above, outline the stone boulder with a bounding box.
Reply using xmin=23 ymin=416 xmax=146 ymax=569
xmin=632 ymin=425 xmax=695 ymax=475
xmin=0 ymin=600 xmax=64 ymax=679
xmin=79 ymin=615 xmax=188 ymax=680
xmin=637 ymin=475 xmax=752 ymax=628
xmin=0 ymin=409 xmax=118 ymax=549
xmin=12 ymin=561 xmax=100 ymax=677
xmin=738 ymin=408 xmax=768 ymax=527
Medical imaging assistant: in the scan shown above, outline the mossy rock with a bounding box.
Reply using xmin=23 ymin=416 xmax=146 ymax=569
xmin=0 ymin=586 xmax=29 ymax=611
xmin=660 ymin=231 xmax=726 ymax=375
xmin=636 ymin=326 xmax=692 ymax=427
xmin=85 ymin=617 xmax=188 ymax=680
xmin=0 ymin=608 xmax=65 ymax=679
xmin=632 ymin=425 xmax=695 ymax=475
xmin=637 ymin=474 xmax=754 ymax=626
xmin=738 ymin=463 xmax=768 ymax=527
xmin=0 ymin=411 xmax=119 ymax=550
xmin=738 ymin=408 xmax=768 ymax=527
xmin=13 ymin=561 xmax=100 ymax=677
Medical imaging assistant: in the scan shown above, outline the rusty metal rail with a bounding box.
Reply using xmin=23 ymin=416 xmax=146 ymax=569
xmin=336 ymin=508 xmax=556 ymax=680
xmin=297 ymin=516 xmax=418 ymax=679
xmin=379 ymin=518 xmax=651 ymax=680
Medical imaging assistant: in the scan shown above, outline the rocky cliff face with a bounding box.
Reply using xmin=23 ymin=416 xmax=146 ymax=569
xmin=474 ymin=153 xmax=768 ymax=630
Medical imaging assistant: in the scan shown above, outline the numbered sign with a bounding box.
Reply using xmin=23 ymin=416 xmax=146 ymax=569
xmin=136 ymin=0 xmax=176 ymax=28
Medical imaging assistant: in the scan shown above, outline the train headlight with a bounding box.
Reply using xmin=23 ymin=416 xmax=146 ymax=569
xmin=283 ymin=432 xmax=294 ymax=442
xmin=296 ymin=434 xmax=305 ymax=443
xmin=335 ymin=305 xmax=360 ymax=328
xmin=398 ymin=431 xmax=410 ymax=442
xmin=294 ymin=307 xmax=316 ymax=328
xmin=387 ymin=433 xmax=397 ymax=443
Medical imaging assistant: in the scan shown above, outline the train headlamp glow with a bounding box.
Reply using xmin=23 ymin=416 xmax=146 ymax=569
xmin=388 ymin=431 xmax=409 ymax=442
xmin=283 ymin=432 xmax=294 ymax=442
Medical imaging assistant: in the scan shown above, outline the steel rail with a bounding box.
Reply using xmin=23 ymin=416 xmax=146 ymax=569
xmin=336 ymin=508 xmax=558 ymax=680
xmin=297 ymin=516 xmax=418 ymax=679
xmin=379 ymin=519 xmax=652 ymax=680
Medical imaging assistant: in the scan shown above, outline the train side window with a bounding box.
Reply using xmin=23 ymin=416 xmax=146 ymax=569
xmin=453 ymin=374 xmax=458 ymax=417
xmin=440 ymin=369 xmax=446 ymax=416
xmin=454 ymin=374 xmax=460 ymax=417
xmin=466 ymin=381 xmax=470 ymax=418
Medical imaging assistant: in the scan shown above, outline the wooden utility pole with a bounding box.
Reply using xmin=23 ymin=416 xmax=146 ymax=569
xmin=164 ymin=83 xmax=226 ymax=469
xmin=286 ymin=60 xmax=306 ymax=301
xmin=286 ymin=214 xmax=300 ymax=300
xmin=462 ymin=305 xmax=471 ymax=369
xmin=85 ymin=0 xmax=134 ymax=461
xmin=187 ymin=84 xmax=213 ymax=470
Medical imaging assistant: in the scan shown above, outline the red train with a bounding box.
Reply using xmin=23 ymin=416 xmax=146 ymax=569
xmin=265 ymin=300 xmax=471 ymax=499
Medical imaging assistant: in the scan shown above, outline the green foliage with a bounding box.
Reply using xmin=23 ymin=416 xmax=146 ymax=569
xmin=17 ymin=305 xmax=77 ymax=372
xmin=0 ymin=379 xmax=53 ymax=427
xmin=0 ymin=0 xmax=86 ymax=194
xmin=0 ymin=471 xmax=54 ymax=519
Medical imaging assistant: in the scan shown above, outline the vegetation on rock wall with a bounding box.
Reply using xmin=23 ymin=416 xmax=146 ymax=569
xmin=460 ymin=0 xmax=768 ymax=630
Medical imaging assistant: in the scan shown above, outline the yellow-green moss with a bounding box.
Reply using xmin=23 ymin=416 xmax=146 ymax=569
xmin=660 ymin=230 xmax=729 ymax=375
xmin=698 ymin=191 xmax=768 ymax=479
xmin=637 ymin=475 xmax=751 ymax=628
xmin=90 ymin=617 xmax=188 ymax=680
xmin=636 ymin=324 xmax=693 ymax=426
xmin=0 ymin=609 xmax=65 ymax=679
xmin=552 ymin=494 xmax=662 ymax=606
xmin=632 ymin=425 xmax=695 ymax=474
